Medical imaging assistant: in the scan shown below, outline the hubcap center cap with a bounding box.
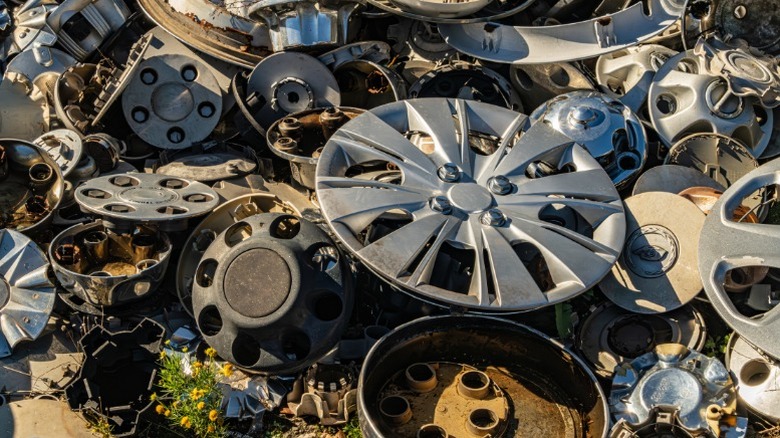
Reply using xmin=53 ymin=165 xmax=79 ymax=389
xmin=624 ymin=224 xmax=680 ymax=278
xmin=447 ymin=184 xmax=494 ymax=213
xmin=0 ymin=276 xmax=9 ymax=309
xmin=152 ymin=83 xmax=195 ymax=122
xmin=119 ymin=187 xmax=177 ymax=204
xmin=224 ymin=249 xmax=291 ymax=318
xmin=639 ymin=368 xmax=702 ymax=417
xmin=570 ymin=106 xmax=598 ymax=124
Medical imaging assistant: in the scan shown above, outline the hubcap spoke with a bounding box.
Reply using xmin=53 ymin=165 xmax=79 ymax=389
xmin=514 ymin=168 xmax=620 ymax=202
xmin=317 ymin=185 xmax=430 ymax=234
xmin=482 ymin=122 xmax=574 ymax=181
xmin=358 ymin=214 xmax=455 ymax=279
xmin=478 ymin=222 xmax=548 ymax=308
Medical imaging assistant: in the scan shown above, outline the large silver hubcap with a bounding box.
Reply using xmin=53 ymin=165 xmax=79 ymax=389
xmin=316 ymin=98 xmax=626 ymax=312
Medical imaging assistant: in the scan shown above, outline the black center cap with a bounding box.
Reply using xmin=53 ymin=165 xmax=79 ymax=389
xmin=224 ymin=249 xmax=291 ymax=318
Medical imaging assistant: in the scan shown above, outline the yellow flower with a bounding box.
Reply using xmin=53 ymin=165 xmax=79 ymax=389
xmin=164 ymin=339 xmax=171 ymax=345
xmin=192 ymin=361 xmax=203 ymax=369
xmin=155 ymin=404 xmax=165 ymax=415
xmin=181 ymin=347 xmax=188 ymax=353
xmin=205 ymin=347 xmax=217 ymax=358
xmin=164 ymin=409 xmax=171 ymax=417
xmin=209 ymin=410 xmax=219 ymax=422
xmin=180 ymin=416 xmax=191 ymax=429
xmin=219 ymin=363 xmax=234 ymax=377
xmin=190 ymin=388 xmax=206 ymax=400
xmin=150 ymin=393 xmax=157 ymax=401
xmin=197 ymin=401 xmax=205 ymax=410
xmin=208 ymin=425 xmax=215 ymax=433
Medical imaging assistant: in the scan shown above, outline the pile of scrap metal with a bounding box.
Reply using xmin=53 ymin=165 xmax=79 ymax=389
xmin=1 ymin=0 xmax=780 ymax=436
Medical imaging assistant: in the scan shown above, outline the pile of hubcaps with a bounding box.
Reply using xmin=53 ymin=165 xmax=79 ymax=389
xmin=3 ymin=0 xmax=780 ymax=436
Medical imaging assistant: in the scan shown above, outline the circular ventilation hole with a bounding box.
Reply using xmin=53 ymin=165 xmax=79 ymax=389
xmin=132 ymin=107 xmax=149 ymax=123
xmin=180 ymin=65 xmax=198 ymax=82
xmin=29 ymin=163 xmax=53 ymax=183
xmin=548 ymin=65 xmax=570 ymax=88
xmin=232 ymin=333 xmax=261 ymax=367
xmin=461 ymin=370 xmax=490 ymax=391
xmin=312 ymin=292 xmax=343 ymax=321
xmin=110 ymin=175 xmax=140 ymax=187
xmin=196 ymin=259 xmax=218 ymax=287
xmin=380 ymin=396 xmax=411 ymax=421
xmin=310 ymin=245 xmax=339 ymax=271
xmin=140 ymin=68 xmax=158 ymax=85
xmin=406 ymin=363 xmax=435 ymax=384
xmin=167 ymin=127 xmax=185 ymax=144
xmin=194 ymin=229 xmax=217 ymax=252
xmin=224 ymin=222 xmax=252 ymax=247
xmin=271 ymin=216 xmax=300 ymax=239
xmin=740 ymin=359 xmax=772 ymax=386
xmin=198 ymin=102 xmax=216 ymax=118
xmin=656 ymin=95 xmax=677 ymax=115
xmin=280 ymin=330 xmax=311 ymax=361
xmin=469 ymin=409 xmax=499 ymax=430
xmin=197 ymin=305 xmax=223 ymax=336
xmin=287 ymin=91 xmax=300 ymax=104
xmin=618 ymin=153 xmax=639 ymax=170
xmin=418 ymin=425 xmax=447 ymax=438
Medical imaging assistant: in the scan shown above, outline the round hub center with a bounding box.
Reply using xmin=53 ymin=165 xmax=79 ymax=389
xmin=275 ymin=80 xmax=313 ymax=113
xmin=639 ymin=368 xmax=702 ymax=417
xmin=624 ymin=224 xmax=679 ymax=278
xmin=152 ymin=83 xmax=195 ymax=122
xmin=608 ymin=317 xmax=656 ymax=357
xmin=224 ymin=249 xmax=291 ymax=318
xmin=0 ymin=276 xmax=9 ymax=309
xmin=570 ymin=106 xmax=597 ymax=124
xmin=119 ymin=187 xmax=177 ymax=205
xmin=447 ymin=183 xmax=494 ymax=213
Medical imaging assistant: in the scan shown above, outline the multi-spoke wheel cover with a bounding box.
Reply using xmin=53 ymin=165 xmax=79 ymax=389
xmin=0 ymin=230 xmax=56 ymax=357
xmin=315 ymin=98 xmax=626 ymax=312
xmin=699 ymin=159 xmax=780 ymax=359
xmin=648 ymin=50 xmax=774 ymax=154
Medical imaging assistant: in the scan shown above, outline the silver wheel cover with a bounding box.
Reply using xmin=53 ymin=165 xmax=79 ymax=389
xmin=316 ymin=98 xmax=626 ymax=312
xmin=699 ymin=159 xmax=780 ymax=360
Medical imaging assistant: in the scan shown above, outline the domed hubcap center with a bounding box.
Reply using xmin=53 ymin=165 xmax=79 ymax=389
xmin=224 ymin=249 xmax=291 ymax=318
xmin=152 ymin=83 xmax=195 ymax=122
xmin=119 ymin=187 xmax=177 ymax=204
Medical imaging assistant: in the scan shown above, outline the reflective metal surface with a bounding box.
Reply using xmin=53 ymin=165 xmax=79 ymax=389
xmin=0 ymin=230 xmax=56 ymax=358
